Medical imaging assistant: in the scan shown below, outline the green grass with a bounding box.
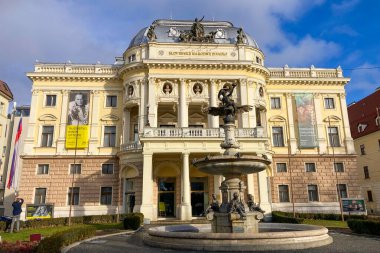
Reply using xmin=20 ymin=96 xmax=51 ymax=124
xmin=303 ymin=219 xmax=348 ymax=228
xmin=0 ymin=223 xmax=124 ymax=243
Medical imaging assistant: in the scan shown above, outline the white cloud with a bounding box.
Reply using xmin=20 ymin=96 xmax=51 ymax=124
xmin=347 ymin=63 xmax=380 ymax=94
xmin=331 ymin=0 xmax=360 ymax=13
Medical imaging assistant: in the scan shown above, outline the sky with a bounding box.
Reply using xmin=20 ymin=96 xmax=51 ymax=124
xmin=1 ymin=0 xmax=380 ymax=108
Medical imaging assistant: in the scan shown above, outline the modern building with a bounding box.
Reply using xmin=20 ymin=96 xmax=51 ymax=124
xmin=348 ymin=88 xmax=380 ymax=214
xmin=0 ymin=80 xmax=14 ymax=215
xmin=17 ymin=19 xmax=360 ymax=221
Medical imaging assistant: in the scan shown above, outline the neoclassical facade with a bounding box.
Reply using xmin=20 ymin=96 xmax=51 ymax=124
xmin=18 ymin=19 xmax=360 ymax=221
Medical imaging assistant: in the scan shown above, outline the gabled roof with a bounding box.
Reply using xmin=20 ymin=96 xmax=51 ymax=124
xmin=348 ymin=88 xmax=380 ymax=139
xmin=0 ymin=80 xmax=13 ymax=101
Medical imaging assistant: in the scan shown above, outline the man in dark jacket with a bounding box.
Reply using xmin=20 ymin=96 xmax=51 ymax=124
xmin=10 ymin=197 xmax=24 ymax=233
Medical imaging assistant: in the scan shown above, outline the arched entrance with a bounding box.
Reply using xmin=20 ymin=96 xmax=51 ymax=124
xmin=120 ymin=165 xmax=139 ymax=214
xmin=190 ymin=165 xmax=209 ymax=217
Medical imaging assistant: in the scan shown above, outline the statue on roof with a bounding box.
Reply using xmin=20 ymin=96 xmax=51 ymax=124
xmin=236 ymin=27 xmax=246 ymax=44
xmin=147 ymin=24 xmax=157 ymax=42
xmin=191 ymin=17 xmax=205 ymax=40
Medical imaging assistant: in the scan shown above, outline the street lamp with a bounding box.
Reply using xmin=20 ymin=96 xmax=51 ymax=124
xmin=68 ymin=120 xmax=80 ymax=226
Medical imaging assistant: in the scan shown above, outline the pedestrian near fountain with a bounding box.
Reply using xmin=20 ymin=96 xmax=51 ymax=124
xmin=10 ymin=196 xmax=24 ymax=233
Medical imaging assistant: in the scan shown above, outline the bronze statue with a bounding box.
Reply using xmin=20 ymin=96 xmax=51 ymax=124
xmin=147 ymin=24 xmax=157 ymax=42
xmin=206 ymin=193 xmax=220 ymax=213
xmin=228 ymin=192 xmax=246 ymax=219
xmin=247 ymin=194 xmax=265 ymax=213
xmin=236 ymin=27 xmax=246 ymax=44
xmin=191 ymin=17 xmax=204 ymax=39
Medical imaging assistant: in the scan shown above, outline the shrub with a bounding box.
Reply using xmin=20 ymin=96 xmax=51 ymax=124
xmin=272 ymin=211 xmax=367 ymax=221
xmin=36 ymin=226 xmax=96 ymax=253
xmin=272 ymin=211 xmax=304 ymax=224
xmin=347 ymin=219 xmax=380 ymax=235
xmin=123 ymin=213 xmax=143 ymax=230
xmin=0 ymin=241 xmax=39 ymax=253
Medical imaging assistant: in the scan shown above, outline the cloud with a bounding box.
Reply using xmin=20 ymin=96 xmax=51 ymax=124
xmin=331 ymin=0 xmax=360 ymax=13
xmin=330 ymin=25 xmax=359 ymax=37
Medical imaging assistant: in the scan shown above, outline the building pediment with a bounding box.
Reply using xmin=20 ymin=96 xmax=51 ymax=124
xmin=323 ymin=116 xmax=341 ymax=123
xmin=268 ymin=115 xmax=286 ymax=122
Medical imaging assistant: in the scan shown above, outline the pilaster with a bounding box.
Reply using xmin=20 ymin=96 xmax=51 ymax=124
xmin=285 ymin=93 xmax=297 ymax=154
xmin=258 ymin=170 xmax=272 ymax=215
xmin=138 ymin=79 xmax=146 ymax=132
xmin=339 ymin=93 xmax=355 ymax=154
xmin=179 ymin=78 xmax=188 ymax=128
xmin=139 ymin=153 xmax=154 ymax=221
xmin=209 ymin=79 xmax=219 ymax=128
xmin=23 ymin=89 xmax=40 ymax=154
xmin=313 ymin=93 xmax=327 ymax=154
xmin=239 ymin=79 xmax=249 ymax=128
xmin=148 ymin=77 xmax=157 ymax=127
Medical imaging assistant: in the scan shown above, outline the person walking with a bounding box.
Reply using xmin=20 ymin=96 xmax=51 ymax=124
xmin=10 ymin=197 xmax=24 ymax=233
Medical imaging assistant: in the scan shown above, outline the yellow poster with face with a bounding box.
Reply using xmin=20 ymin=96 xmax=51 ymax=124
xmin=65 ymin=125 xmax=89 ymax=148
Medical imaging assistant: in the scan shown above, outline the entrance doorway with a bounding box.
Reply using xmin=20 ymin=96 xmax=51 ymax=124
xmin=191 ymin=177 xmax=208 ymax=217
xmin=124 ymin=179 xmax=135 ymax=213
xmin=158 ymin=177 xmax=176 ymax=217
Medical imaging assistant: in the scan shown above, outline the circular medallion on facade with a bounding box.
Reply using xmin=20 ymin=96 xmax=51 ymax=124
xmin=259 ymin=87 xmax=264 ymax=97
xmin=158 ymin=50 xmax=164 ymax=55
xmin=163 ymin=82 xmax=173 ymax=94
xmin=193 ymin=83 xmax=203 ymax=95
xmin=128 ymin=85 xmax=134 ymax=96
xmin=231 ymin=52 xmax=236 ymax=57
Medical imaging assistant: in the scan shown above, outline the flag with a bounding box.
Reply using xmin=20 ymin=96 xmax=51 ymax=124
xmin=7 ymin=117 xmax=23 ymax=190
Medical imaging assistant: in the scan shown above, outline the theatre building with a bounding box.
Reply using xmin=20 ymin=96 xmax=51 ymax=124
xmin=17 ymin=19 xmax=360 ymax=221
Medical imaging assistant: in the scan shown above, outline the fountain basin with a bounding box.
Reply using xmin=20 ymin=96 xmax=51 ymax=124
xmin=144 ymin=223 xmax=333 ymax=251
xmin=192 ymin=155 xmax=270 ymax=175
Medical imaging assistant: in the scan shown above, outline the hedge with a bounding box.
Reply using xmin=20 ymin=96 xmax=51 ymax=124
xmin=0 ymin=213 xmax=143 ymax=231
xmin=123 ymin=213 xmax=144 ymax=230
xmin=272 ymin=211 xmax=367 ymax=221
xmin=272 ymin=211 xmax=304 ymax=224
xmin=347 ymin=219 xmax=380 ymax=235
xmin=36 ymin=226 xmax=96 ymax=253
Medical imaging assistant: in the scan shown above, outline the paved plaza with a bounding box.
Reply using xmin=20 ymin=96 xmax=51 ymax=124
xmin=67 ymin=227 xmax=380 ymax=253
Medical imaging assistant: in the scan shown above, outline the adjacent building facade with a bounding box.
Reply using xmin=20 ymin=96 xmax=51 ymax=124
xmin=348 ymin=88 xmax=380 ymax=214
xmin=16 ymin=19 xmax=360 ymax=221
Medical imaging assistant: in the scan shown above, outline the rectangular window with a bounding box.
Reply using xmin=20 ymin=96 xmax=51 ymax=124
xmin=337 ymin=184 xmax=348 ymax=198
xmin=67 ymin=187 xmax=80 ymax=205
xmin=70 ymin=164 xmax=81 ymax=174
xmin=368 ymin=191 xmax=373 ymax=202
xmin=278 ymin=185 xmax=290 ymax=202
xmin=328 ymin=127 xmax=340 ymax=147
xmin=276 ymin=163 xmax=287 ymax=173
xmin=308 ymin=185 xmax=319 ymax=201
xmin=41 ymin=126 xmax=54 ymax=147
xmin=305 ymin=163 xmax=316 ymax=172
xmin=364 ymin=166 xmax=370 ymax=179
xmin=133 ymin=124 xmax=139 ymax=142
xmin=128 ymin=54 xmax=136 ymax=62
xmin=324 ymin=98 xmax=335 ymax=109
xmin=34 ymin=188 xmax=47 ymax=204
xmin=272 ymin=127 xmax=284 ymax=147
xmin=334 ymin=162 xmax=344 ymax=172
xmin=270 ymin=97 xmax=281 ymax=109
xmin=37 ymin=164 xmax=49 ymax=175
xmin=360 ymin=144 xmax=366 ymax=155
xmin=45 ymin=95 xmax=57 ymax=106
xmin=2 ymin=146 xmax=6 ymax=156
xmin=102 ymin=164 xmax=114 ymax=174
xmin=104 ymin=126 xmax=116 ymax=147
xmin=106 ymin=95 xmax=117 ymax=107
xmin=378 ymin=139 xmax=380 ymax=149
xmin=100 ymin=187 xmax=112 ymax=205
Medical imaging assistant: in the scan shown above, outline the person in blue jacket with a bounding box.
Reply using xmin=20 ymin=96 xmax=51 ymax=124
xmin=10 ymin=197 xmax=24 ymax=233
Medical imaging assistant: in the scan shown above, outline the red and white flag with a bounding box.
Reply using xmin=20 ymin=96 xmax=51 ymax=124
xmin=7 ymin=117 xmax=23 ymax=190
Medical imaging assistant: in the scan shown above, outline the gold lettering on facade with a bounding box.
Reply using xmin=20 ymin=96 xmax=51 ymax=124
xmin=168 ymin=51 xmax=227 ymax=57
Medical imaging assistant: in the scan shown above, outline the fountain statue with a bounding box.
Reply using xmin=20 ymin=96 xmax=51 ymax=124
xmin=144 ymin=82 xmax=333 ymax=251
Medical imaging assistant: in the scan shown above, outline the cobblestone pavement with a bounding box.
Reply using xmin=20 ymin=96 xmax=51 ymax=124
xmin=67 ymin=228 xmax=380 ymax=253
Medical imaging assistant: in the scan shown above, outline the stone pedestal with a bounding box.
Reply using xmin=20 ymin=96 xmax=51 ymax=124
xmin=219 ymin=177 xmax=246 ymax=212
xmin=211 ymin=212 xmax=263 ymax=233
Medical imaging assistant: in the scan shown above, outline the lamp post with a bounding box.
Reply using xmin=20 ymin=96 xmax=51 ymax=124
xmin=68 ymin=120 xmax=80 ymax=226
xmin=287 ymin=138 xmax=296 ymax=218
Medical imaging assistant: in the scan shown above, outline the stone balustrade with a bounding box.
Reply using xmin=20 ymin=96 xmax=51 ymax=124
xmin=34 ymin=63 xmax=119 ymax=75
xmin=120 ymin=142 xmax=143 ymax=151
xmin=269 ymin=66 xmax=343 ymax=78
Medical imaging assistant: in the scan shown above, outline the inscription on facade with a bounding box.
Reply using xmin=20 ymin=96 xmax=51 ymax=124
xmin=168 ymin=51 xmax=228 ymax=57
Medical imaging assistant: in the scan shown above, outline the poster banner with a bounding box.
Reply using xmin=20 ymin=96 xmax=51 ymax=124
xmin=342 ymin=199 xmax=366 ymax=213
xmin=26 ymin=204 xmax=54 ymax=220
xmin=65 ymin=125 xmax=89 ymax=149
xmin=68 ymin=91 xmax=89 ymax=125
xmin=295 ymin=94 xmax=318 ymax=148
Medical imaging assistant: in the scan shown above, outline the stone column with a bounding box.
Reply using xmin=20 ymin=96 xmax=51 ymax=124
xmin=239 ymin=79 xmax=249 ymax=128
xmin=179 ymin=79 xmax=188 ymax=128
xmin=213 ymin=175 xmax=223 ymax=201
xmin=257 ymin=170 xmax=272 ymax=215
xmin=123 ymin=108 xmax=131 ymax=144
xmin=140 ymin=153 xmax=154 ymax=221
xmin=138 ymin=79 xmax=146 ymax=132
xmin=247 ymin=80 xmax=256 ymax=128
xmin=208 ymin=79 xmax=219 ymax=128
xmin=313 ymin=93 xmax=327 ymax=154
xmin=285 ymin=93 xmax=297 ymax=154
xmin=247 ymin=174 xmax=255 ymax=196
xmin=339 ymin=93 xmax=355 ymax=154
xmin=148 ymin=78 xmax=157 ymax=127
xmin=180 ymin=153 xmax=192 ymax=220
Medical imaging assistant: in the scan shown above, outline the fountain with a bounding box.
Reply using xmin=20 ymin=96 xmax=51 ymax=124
xmin=144 ymin=83 xmax=333 ymax=251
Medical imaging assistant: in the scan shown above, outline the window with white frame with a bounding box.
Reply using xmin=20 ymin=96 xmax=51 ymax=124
xmin=334 ymin=162 xmax=344 ymax=172
xmin=324 ymin=98 xmax=335 ymax=109
xmin=70 ymin=164 xmax=81 ymax=174
xmin=328 ymin=127 xmax=340 ymax=147
xmin=278 ymin=185 xmax=290 ymax=202
xmin=337 ymin=184 xmax=348 ymax=198
xmin=100 ymin=187 xmax=112 ymax=205
xmin=106 ymin=95 xmax=117 ymax=107
xmin=270 ymin=97 xmax=281 ymax=109
xmin=45 ymin=95 xmax=57 ymax=106
xmin=305 ymin=163 xmax=316 ymax=172
xmin=41 ymin=126 xmax=54 ymax=147
xmin=308 ymin=185 xmax=319 ymax=201
xmin=102 ymin=164 xmax=114 ymax=174
xmin=37 ymin=164 xmax=49 ymax=175
xmin=276 ymin=163 xmax=287 ymax=173
xmin=104 ymin=126 xmax=116 ymax=147
xmin=34 ymin=188 xmax=47 ymax=204
xmin=67 ymin=187 xmax=80 ymax=205
xmin=272 ymin=127 xmax=284 ymax=147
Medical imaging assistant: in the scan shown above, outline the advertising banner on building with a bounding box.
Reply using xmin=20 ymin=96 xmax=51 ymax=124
xmin=26 ymin=204 xmax=54 ymax=220
xmin=295 ymin=94 xmax=318 ymax=148
xmin=68 ymin=91 xmax=89 ymax=126
xmin=65 ymin=125 xmax=89 ymax=148
xmin=342 ymin=199 xmax=366 ymax=213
